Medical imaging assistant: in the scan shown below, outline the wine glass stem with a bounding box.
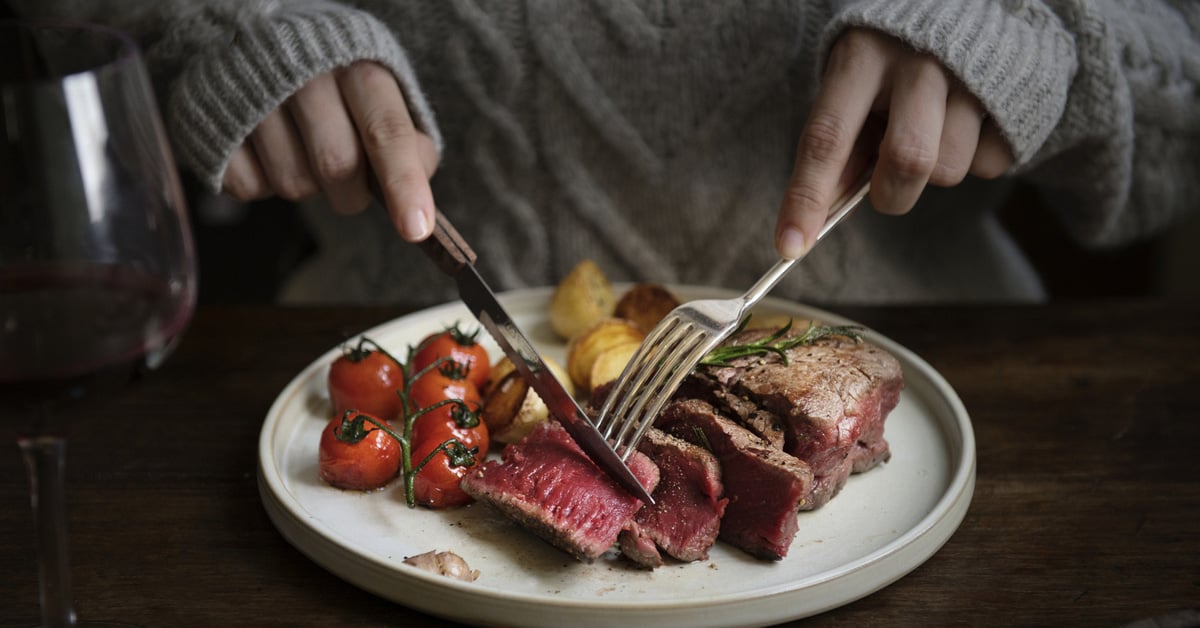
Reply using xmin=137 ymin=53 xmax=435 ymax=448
xmin=18 ymin=434 xmax=78 ymax=628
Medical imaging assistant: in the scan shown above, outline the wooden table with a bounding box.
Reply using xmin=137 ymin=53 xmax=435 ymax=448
xmin=2 ymin=301 xmax=1198 ymax=626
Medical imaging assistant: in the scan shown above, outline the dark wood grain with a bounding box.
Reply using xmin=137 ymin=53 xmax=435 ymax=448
xmin=2 ymin=302 xmax=1197 ymax=627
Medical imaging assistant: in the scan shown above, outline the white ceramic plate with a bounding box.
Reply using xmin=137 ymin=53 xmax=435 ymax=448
xmin=258 ymin=287 xmax=975 ymax=627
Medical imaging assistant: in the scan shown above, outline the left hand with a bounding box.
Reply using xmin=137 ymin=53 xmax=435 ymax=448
xmin=775 ymin=28 xmax=1014 ymax=259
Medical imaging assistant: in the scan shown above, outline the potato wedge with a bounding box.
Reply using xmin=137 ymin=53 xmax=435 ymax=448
xmin=566 ymin=318 xmax=645 ymax=392
xmin=587 ymin=340 xmax=641 ymax=391
xmin=486 ymin=355 xmax=574 ymax=397
xmin=614 ymin=283 xmax=680 ymax=333
xmin=549 ymin=259 xmax=616 ymax=341
xmin=480 ymin=369 xmax=528 ymax=436
xmin=481 ymin=355 xmax=573 ymax=444
xmin=494 ymin=385 xmax=551 ymax=444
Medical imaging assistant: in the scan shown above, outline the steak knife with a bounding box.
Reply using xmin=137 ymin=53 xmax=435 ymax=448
xmin=416 ymin=210 xmax=655 ymax=505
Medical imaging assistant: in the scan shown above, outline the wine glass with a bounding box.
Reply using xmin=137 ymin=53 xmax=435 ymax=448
xmin=0 ymin=20 xmax=197 ymax=627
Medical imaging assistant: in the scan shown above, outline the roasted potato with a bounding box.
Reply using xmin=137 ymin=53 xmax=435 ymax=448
xmin=481 ymin=355 xmax=573 ymax=444
xmin=565 ymin=318 xmax=645 ymax=392
xmin=587 ymin=340 xmax=642 ymax=391
xmin=614 ymin=283 xmax=680 ymax=333
xmin=549 ymin=259 xmax=616 ymax=341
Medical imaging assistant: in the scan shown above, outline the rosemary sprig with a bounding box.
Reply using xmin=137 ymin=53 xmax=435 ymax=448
xmin=698 ymin=318 xmax=864 ymax=367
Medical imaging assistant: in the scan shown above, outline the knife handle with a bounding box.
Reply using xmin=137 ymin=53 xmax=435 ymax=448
xmin=367 ymin=174 xmax=477 ymax=275
xmin=419 ymin=210 xmax=478 ymax=275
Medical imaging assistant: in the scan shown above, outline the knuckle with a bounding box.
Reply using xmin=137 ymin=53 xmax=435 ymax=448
xmin=272 ymin=173 xmax=317 ymax=201
xmin=312 ymin=148 xmax=360 ymax=182
xmin=881 ymin=142 xmax=938 ymax=181
xmin=224 ymin=173 xmax=265 ymax=202
xmin=929 ymin=160 xmax=968 ymax=187
xmin=798 ymin=113 xmax=850 ymax=164
xmin=782 ymin=180 xmax=826 ymax=214
xmin=826 ymin=29 xmax=884 ymax=75
xmin=359 ymin=113 xmax=416 ymax=153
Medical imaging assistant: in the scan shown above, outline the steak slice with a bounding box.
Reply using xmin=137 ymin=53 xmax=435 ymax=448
xmin=676 ymin=374 xmax=786 ymax=450
xmin=619 ymin=428 xmax=728 ymax=567
xmin=617 ymin=522 xmax=663 ymax=568
xmin=657 ymin=399 xmax=812 ymax=560
xmin=460 ymin=421 xmax=660 ymax=562
xmin=718 ymin=332 xmax=903 ymax=509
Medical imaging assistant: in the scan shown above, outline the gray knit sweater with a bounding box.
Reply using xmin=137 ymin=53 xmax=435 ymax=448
xmin=24 ymin=0 xmax=1200 ymax=305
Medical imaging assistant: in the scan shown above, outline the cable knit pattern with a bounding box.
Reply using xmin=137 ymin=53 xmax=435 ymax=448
xmin=22 ymin=0 xmax=1200 ymax=304
xmin=821 ymin=0 xmax=1077 ymax=164
xmin=166 ymin=4 xmax=442 ymax=190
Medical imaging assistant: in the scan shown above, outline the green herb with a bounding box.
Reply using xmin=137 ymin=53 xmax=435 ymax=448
xmin=691 ymin=426 xmax=714 ymax=454
xmin=699 ymin=318 xmax=863 ymax=367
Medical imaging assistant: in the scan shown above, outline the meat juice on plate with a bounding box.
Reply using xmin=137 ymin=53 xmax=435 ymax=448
xmin=0 ymin=264 xmax=193 ymax=415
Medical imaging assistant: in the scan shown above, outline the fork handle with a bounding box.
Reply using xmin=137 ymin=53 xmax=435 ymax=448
xmin=743 ymin=169 xmax=873 ymax=305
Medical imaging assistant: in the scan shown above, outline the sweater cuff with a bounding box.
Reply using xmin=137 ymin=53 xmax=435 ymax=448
xmin=818 ymin=0 xmax=1077 ymax=166
xmin=166 ymin=7 xmax=442 ymax=191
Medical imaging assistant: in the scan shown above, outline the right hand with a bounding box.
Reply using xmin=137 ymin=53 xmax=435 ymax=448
xmin=775 ymin=29 xmax=1014 ymax=259
xmin=221 ymin=60 xmax=439 ymax=242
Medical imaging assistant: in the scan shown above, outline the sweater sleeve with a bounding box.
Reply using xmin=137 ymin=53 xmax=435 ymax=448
xmin=818 ymin=0 xmax=1200 ymax=248
xmin=13 ymin=0 xmax=443 ymax=192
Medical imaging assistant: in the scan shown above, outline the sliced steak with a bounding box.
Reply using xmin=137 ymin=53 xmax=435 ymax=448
xmin=617 ymin=522 xmax=663 ymax=569
xmin=460 ymin=421 xmax=660 ymax=562
xmin=657 ymin=399 xmax=812 ymax=560
xmin=676 ymin=374 xmax=786 ymax=450
xmin=619 ymin=428 xmax=728 ymax=567
xmin=715 ymin=331 xmax=902 ymax=509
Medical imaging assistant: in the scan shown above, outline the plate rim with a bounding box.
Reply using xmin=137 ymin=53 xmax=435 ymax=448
xmin=257 ymin=287 xmax=975 ymax=626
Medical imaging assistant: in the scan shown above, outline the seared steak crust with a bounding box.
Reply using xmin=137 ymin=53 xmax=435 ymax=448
xmin=676 ymin=374 xmax=786 ymax=450
xmin=691 ymin=330 xmax=903 ymax=510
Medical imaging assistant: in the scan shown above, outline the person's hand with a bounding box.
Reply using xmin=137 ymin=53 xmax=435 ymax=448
xmin=221 ymin=60 xmax=439 ymax=242
xmin=776 ymin=28 xmax=1014 ymax=259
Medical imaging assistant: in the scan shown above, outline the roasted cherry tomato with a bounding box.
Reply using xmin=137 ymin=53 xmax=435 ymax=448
xmin=327 ymin=337 xmax=405 ymax=421
xmin=412 ymin=324 xmax=491 ymax=390
xmin=318 ymin=412 xmax=401 ymax=491
xmin=412 ymin=399 xmax=490 ymax=460
xmin=411 ymin=437 xmax=477 ymax=508
xmin=408 ymin=366 xmax=482 ymax=415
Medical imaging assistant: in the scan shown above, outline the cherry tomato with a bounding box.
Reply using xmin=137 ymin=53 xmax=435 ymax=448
xmin=408 ymin=367 xmax=482 ymax=415
xmin=412 ymin=324 xmax=491 ymax=390
xmin=412 ymin=399 xmax=490 ymax=460
xmin=327 ymin=337 xmax=405 ymax=421
xmin=411 ymin=437 xmax=476 ymax=508
xmin=318 ymin=412 xmax=401 ymax=491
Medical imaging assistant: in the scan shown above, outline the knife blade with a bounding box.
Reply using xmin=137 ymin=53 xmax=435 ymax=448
xmin=417 ymin=210 xmax=654 ymax=505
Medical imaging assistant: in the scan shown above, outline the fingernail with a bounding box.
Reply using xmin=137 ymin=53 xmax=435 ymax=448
xmin=402 ymin=209 xmax=431 ymax=241
xmin=778 ymin=226 xmax=808 ymax=260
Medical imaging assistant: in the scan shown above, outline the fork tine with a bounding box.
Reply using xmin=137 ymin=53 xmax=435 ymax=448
xmin=596 ymin=317 xmax=690 ymax=436
xmin=609 ymin=325 xmax=706 ymax=446
xmin=596 ymin=318 xmax=691 ymax=437
xmin=613 ymin=334 xmax=718 ymax=461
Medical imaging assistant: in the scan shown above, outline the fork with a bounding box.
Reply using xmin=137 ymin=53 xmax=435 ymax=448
xmin=594 ymin=169 xmax=874 ymax=461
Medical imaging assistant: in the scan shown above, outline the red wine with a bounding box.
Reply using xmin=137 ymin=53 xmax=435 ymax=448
xmin=0 ymin=264 xmax=194 ymax=412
